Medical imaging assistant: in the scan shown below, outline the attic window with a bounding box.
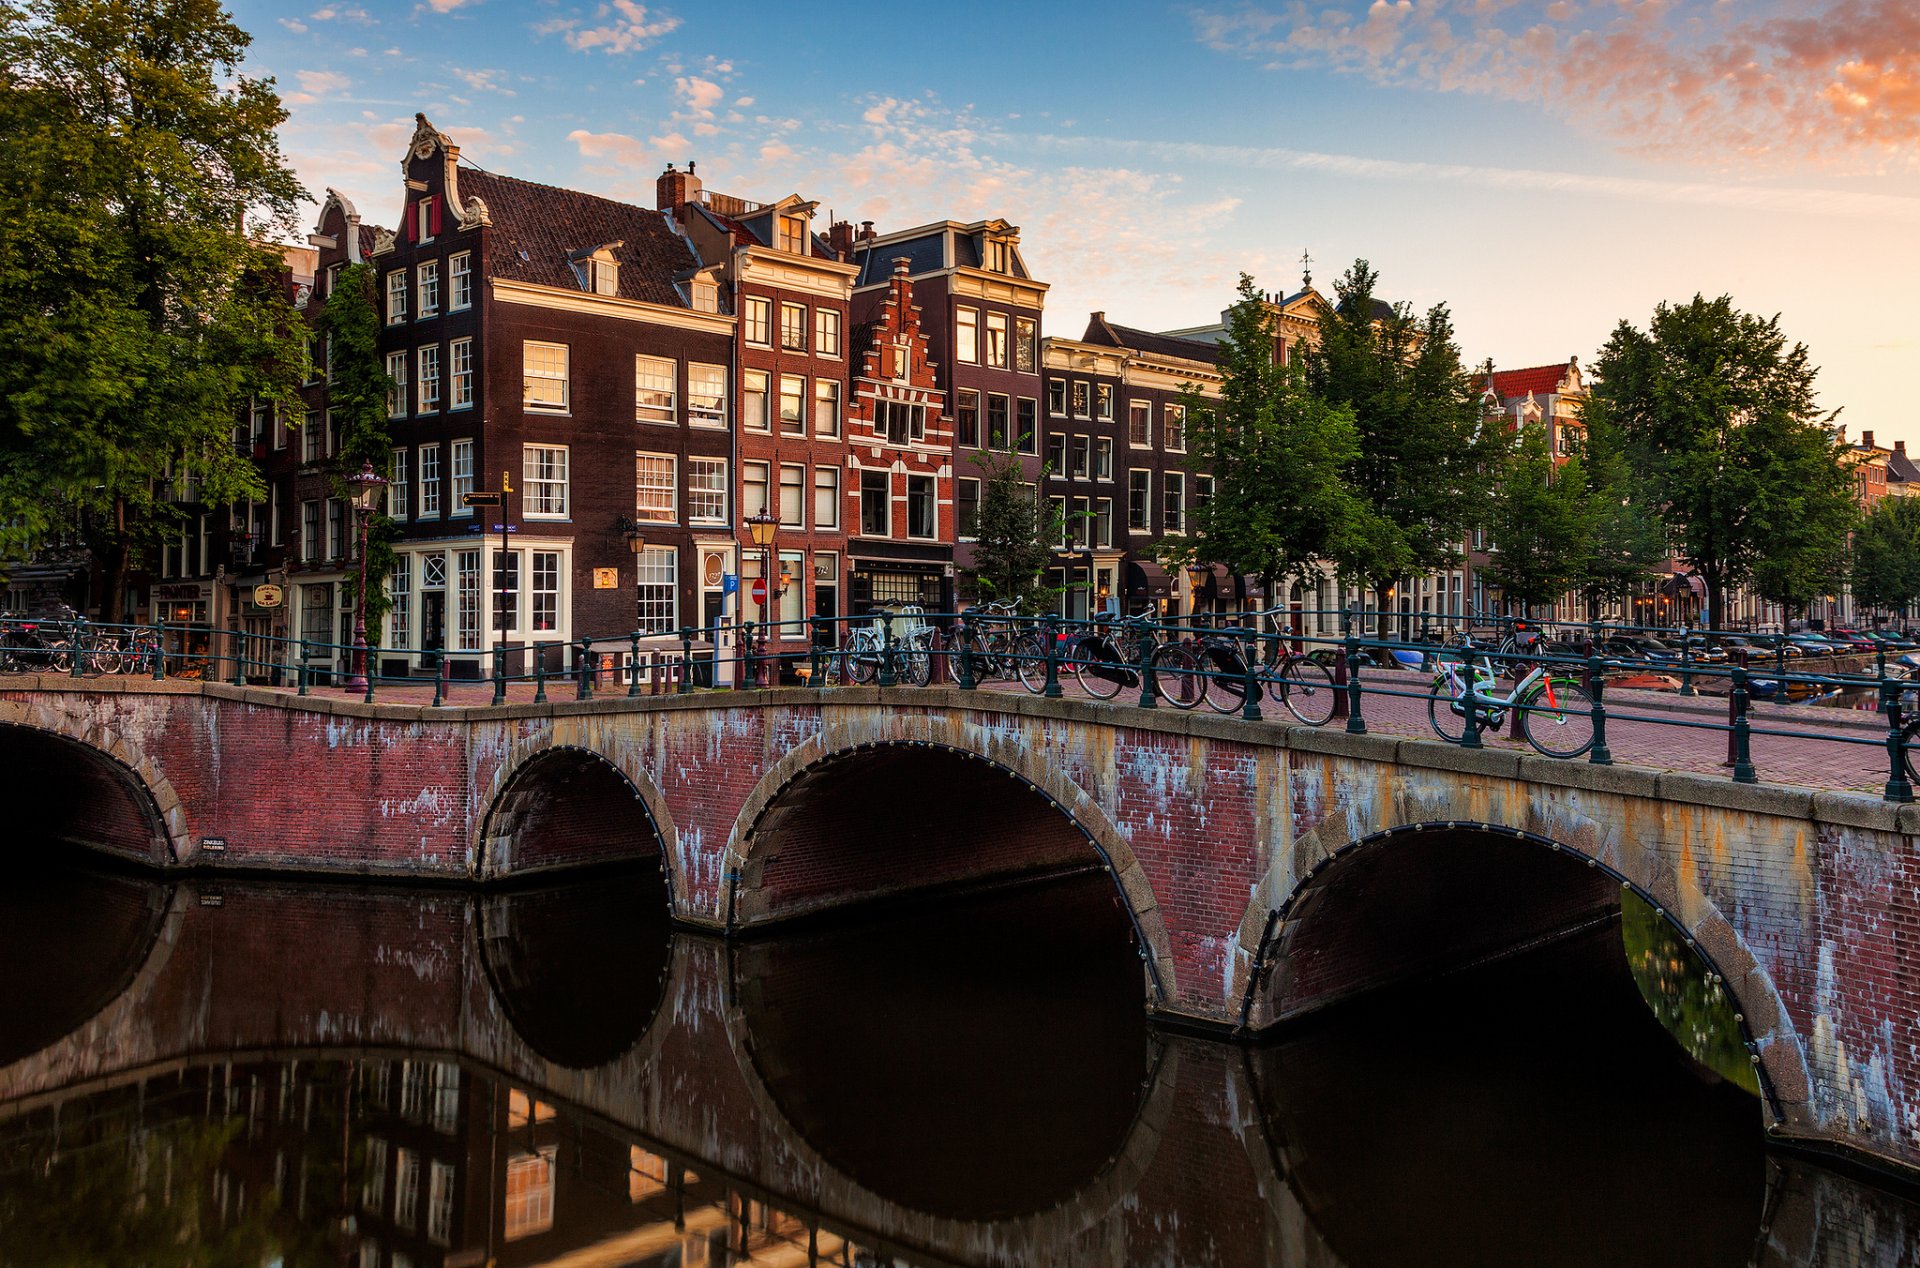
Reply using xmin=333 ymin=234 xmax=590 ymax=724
xmin=777 ymin=215 xmax=806 ymax=254
xmin=571 ymin=245 xmax=622 ymax=296
xmin=690 ymin=280 xmax=719 ymax=313
xmin=985 ymin=238 xmax=1009 ymax=273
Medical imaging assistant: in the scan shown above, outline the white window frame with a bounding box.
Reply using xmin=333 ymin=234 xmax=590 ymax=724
xmin=778 ymin=462 xmax=805 ymax=529
xmin=449 ymin=251 xmax=472 ymax=310
xmin=417 ymin=344 xmax=441 ymax=412
xmin=523 ymin=341 xmax=569 ymax=412
xmin=742 ymin=369 xmax=770 ymax=432
xmin=386 ymin=271 xmax=406 ymax=324
xmin=416 ymin=260 xmax=439 ymax=319
xmin=523 ymin=444 xmax=569 ymax=519
xmin=419 ymin=443 xmax=442 ymax=519
xmin=450 ymin=338 xmax=473 ymax=410
xmin=778 ymin=373 xmax=805 ymax=435
xmin=635 ymin=355 xmax=676 ymax=424
xmin=687 ymin=457 xmax=727 ymax=524
xmin=906 ymin=474 xmax=937 ymax=540
xmin=634 ymin=546 xmax=678 ymax=635
xmin=1129 ymin=399 xmax=1152 ymax=449
xmin=814 ymin=379 xmax=840 ymax=438
xmin=390 ymin=448 xmax=410 ymax=522
xmin=813 ymin=465 xmax=839 ymax=530
xmin=986 ymin=311 xmax=1009 ymax=369
xmin=450 ymin=438 xmax=473 ymax=514
xmin=744 ymin=296 xmax=772 ymax=347
xmin=634 ymin=452 xmax=677 ymax=525
xmin=687 ymin=362 xmax=726 ymax=427
xmin=859 ymin=469 xmax=890 ymax=537
xmin=1163 ymin=470 xmax=1186 ymax=533
xmin=815 ymin=308 xmax=841 ymax=357
xmin=779 ymin=301 xmax=807 ymax=352
xmin=385 ymin=353 xmax=408 ymax=419
xmin=1127 ymin=468 xmax=1151 ymax=533
xmin=955 ymin=306 xmax=979 ymax=364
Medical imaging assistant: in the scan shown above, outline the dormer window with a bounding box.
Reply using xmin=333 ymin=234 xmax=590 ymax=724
xmin=416 ymin=197 xmax=436 ymax=243
xmin=777 ymin=215 xmax=806 ymax=254
xmin=570 ymin=243 xmax=622 ymax=296
xmin=985 ymin=238 xmax=1009 ymax=273
xmin=691 ymin=280 xmax=719 ymax=313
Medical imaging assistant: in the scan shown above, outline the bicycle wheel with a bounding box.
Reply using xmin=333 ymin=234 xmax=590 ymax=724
xmin=1903 ymin=719 xmax=1920 ymax=789
xmin=846 ymin=639 xmax=878 ymax=685
xmin=1152 ymin=643 xmax=1206 ymax=709
xmin=1277 ymin=657 xmax=1338 ymax=726
xmin=1074 ymin=641 xmax=1129 ymax=700
xmin=89 ymin=638 xmax=124 ymax=676
xmin=1015 ymin=634 xmax=1051 ymax=694
xmin=1519 ymin=678 xmax=1595 ymax=759
xmin=1202 ymin=644 xmax=1250 ymax=714
xmin=902 ymin=641 xmax=933 ymax=687
xmin=1427 ymin=674 xmax=1470 ymax=743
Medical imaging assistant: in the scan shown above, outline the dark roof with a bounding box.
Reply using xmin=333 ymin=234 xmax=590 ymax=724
xmin=1082 ymin=314 xmax=1221 ymax=366
xmin=691 ymin=203 xmax=758 ymax=249
xmin=853 ymin=232 xmax=946 ymax=286
xmin=459 ymin=168 xmax=696 ymax=307
xmin=356 ymin=224 xmax=386 ymax=259
xmin=1888 ymin=446 xmax=1920 ymax=483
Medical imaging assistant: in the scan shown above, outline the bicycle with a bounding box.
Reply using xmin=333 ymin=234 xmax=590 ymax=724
xmin=1067 ymin=614 xmax=1145 ymax=700
xmin=1189 ymin=623 xmax=1340 ymax=725
xmin=1428 ymin=639 xmax=1596 ymax=758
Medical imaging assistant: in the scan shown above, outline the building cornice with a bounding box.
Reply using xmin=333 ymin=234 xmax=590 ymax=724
xmin=491 ymin=278 xmax=737 ymax=335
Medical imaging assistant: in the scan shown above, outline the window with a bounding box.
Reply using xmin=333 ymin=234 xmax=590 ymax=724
xmin=986 ymin=238 xmax=1010 ymax=272
xmin=1045 ymin=433 xmax=1066 ymax=474
xmin=1096 ymin=383 xmax=1114 ymax=420
xmin=428 ymin=1064 xmax=459 ymax=1135
xmin=391 ymin=449 xmax=410 ymax=521
xmin=416 ymin=261 xmax=439 ymax=318
xmin=523 ymin=445 xmax=568 ymax=518
xmin=744 ymin=296 xmax=771 ymax=346
xmin=440 ymin=447 xmax=470 ymax=522
xmin=1016 ymin=317 xmax=1037 ymax=372
xmin=1071 ymin=496 xmax=1092 ymax=548
xmin=956 ymin=389 xmax=980 ymax=449
xmin=1049 ymin=495 xmax=1068 ymax=549
xmin=450 ymin=338 xmax=473 ymax=409
xmin=361 ymin=1138 xmax=388 ymax=1213
xmin=1095 ymin=437 xmax=1113 ymax=481
xmin=524 ymin=342 xmax=568 ymax=411
xmin=302 ymin=410 xmax=322 ymax=464
xmin=986 ymin=394 xmax=1010 ymax=448
xmin=1071 ymin=381 xmax=1089 ymax=418
xmin=634 ymin=453 xmax=677 ymax=523
xmin=1164 ymin=471 xmax=1186 ymax=532
xmin=877 ymin=398 xmax=925 ymax=445
xmin=450 ymin=252 xmax=471 ymax=310
xmin=301 ymin=500 xmax=320 ymax=563
xmin=778 ymin=374 xmax=805 ymax=435
xmin=1164 ymin=403 xmax=1187 ymax=452
xmin=492 ymin=550 xmax=519 ymax=633
xmin=688 ymin=363 xmax=726 ymax=427
xmin=1196 ymin=474 xmax=1215 ymax=511
xmin=687 ymin=457 xmax=726 ymax=523
xmin=585 ymin=255 xmax=617 ymax=296
xmin=503 ymin=1146 xmax=557 ymax=1241
xmin=386 ymin=271 xmax=406 ymax=324
xmin=416 ymin=196 xmax=435 ymax=243
xmin=986 ymin=312 xmax=1009 ymax=368
xmin=1071 ymin=435 xmax=1091 ymax=480
xmin=417 ymin=345 xmax=441 ymax=412
xmin=1016 ymin=398 xmax=1038 ymax=454
xmin=1048 ymin=379 xmax=1067 ymax=416
xmin=395 ymin=1149 xmax=420 ymax=1230
xmin=778 ymin=214 xmax=806 ymax=253
xmin=779 ymin=463 xmax=805 ymax=528
xmin=742 ymin=370 xmax=770 ymax=432
xmin=386 ymin=353 xmax=408 ymax=418
xmin=531 ymin=551 xmax=560 ymax=633
xmin=815 ymin=308 xmax=841 ymax=356
xmin=743 ymin=461 xmax=769 ymax=518
xmin=635 ymin=355 xmax=675 ymax=423
xmin=780 ymin=302 xmax=807 ymax=352
xmin=419 ymin=443 xmax=442 ymax=518
xmin=813 ymin=466 xmax=839 ymax=529
xmin=270 ymin=482 xmax=283 ymax=544
xmin=814 ymin=379 xmax=840 ymax=438
xmin=458 ymin=550 xmax=481 ymax=650
xmin=957 ymin=477 xmax=981 ymax=538
xmin=956 ymin=307 xmax=979 ymax=364
xmin=635 ymin=547 xmax=677 ymax=634
xmin=427 ymin=1161 xmax=456 ymax=1247
xmin=690 ymin=280 xmax=719 ymax=312
xmin=1095 ymin=497 xmax=1114 ymax=547
xmin=860 ymin=470 xmax=889 ymax=535
xmin=1128 ymin=470 xmax=1151 ymax=531
xmin=907 ymin=475 xmax=936 ymax=539
xmin=1129 ymin=400 xmax=1151 ymax=447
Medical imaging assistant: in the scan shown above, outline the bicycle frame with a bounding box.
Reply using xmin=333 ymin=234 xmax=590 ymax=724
xmin=1435 ymin=652 xmax=1566 ymax=720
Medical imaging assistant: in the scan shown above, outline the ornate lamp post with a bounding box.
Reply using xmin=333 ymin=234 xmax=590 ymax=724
xmin=1187 ymin=562 xmax=1211 ymax=624
xmin=344 ymin=460 xmax=389 ymax=693
xmin=747 ymin=508 xmax=778 ymax=686
xmin=617 ymin=519 xmax=648 ymax=629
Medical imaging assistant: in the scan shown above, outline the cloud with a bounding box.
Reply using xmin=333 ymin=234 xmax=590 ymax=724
xmin=423 ymin=0 xmax=474 ymax=11
xmin=309 ymin=5 xmax=374 ymax=21
xmin=450 ymin=67 xmax=515 ymax=95
xmin=285 ymin=69 xmax=352 ymax=106
xmin=1192 ymin=0 xmax=1920 ymax=165
xmin=278 ymin=17 xmax=309 ymax=33
xmin=542 ymin=0 xmax=681 ymax=55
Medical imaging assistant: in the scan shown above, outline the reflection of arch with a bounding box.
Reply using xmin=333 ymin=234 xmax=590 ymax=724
xmin=0 ymin=702 xmax=186 ymax=865
xmin=476 ymin=868 xmax=674 ymax=1070
xmin=1235 ymin=813 xmax=1807 ymax=1128
xmin=476 ymin=740 xmax=675 ymax=889
xmin=725 ymin=732 xmax=1175 ymax=1004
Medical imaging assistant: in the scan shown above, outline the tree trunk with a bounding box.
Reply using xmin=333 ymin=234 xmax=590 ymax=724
xmin=1373 ymin=579 xmax=1394 ymax=640
xmin=104 ymin=497 xmax=129 ymax=624
xmin=1701 ymin=570 xmax=1723 ymax=633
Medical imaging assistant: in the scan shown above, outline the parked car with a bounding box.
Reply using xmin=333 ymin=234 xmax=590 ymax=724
xmin=1864 ymin=629 xmax=1918 ymax=651
xmin=1821 ymin=627 xmax=1880 ymax=652
xmin=1679 ymin=635 xmax=1730 ymax=663
xmin=1601 ymin=636 xmax=1683 ymax=664
xmin=1789 ymin=633 xmax=1849 ymax=656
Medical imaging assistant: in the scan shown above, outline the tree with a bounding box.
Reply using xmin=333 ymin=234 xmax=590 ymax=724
xmin=0 ymin=0 xmax=307 ymax=620
xmin=1851 ymin=496 xmax=1920 ymax=620
xmin=1305 ymin=261 xmax=1488 ymax=617
xmin=962 ymin=449 xmax=1068 ymax=610
xmin=1167 ymin=274 xmax=1386 ymax=603
xmin=1746 ymin=410 xmax=1857 ymax=621
xmin=1584 ymin=294 xmax=1856 ymax=630
xmin=1573 ymin=412 xmax=1667 ymax=620
xmin=1481 ymin=420 xmax=1589 ymax=614
xmin=321 ymin=264 xmax=398 ymax=631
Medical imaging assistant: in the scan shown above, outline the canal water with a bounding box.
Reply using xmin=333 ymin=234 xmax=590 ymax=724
xmin=2 ymin=847 xmax=1916 ymax=1266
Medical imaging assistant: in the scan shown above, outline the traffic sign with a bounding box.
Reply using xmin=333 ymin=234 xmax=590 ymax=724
xmin=750 ymin=577 xmax=767 ymax=605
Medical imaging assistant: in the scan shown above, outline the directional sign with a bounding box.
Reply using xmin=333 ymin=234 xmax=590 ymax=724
xmin=462 ymin=491 xmax=503 ymax=508
xmin=751 ymin=577 xmax=767 ymax=605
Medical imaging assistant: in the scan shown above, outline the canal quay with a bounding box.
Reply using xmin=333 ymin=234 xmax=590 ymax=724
xmin=5 ymin=681 xmax=1920 ymax=1264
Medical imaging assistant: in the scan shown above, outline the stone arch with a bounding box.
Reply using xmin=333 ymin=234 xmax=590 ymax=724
xmin=474 ymin=736 xmax=678 ymax=894
xmin=1233 ymin=803 xmax=1811 ymax=1131
xmin=724 ymin=724 xmax=1176 ymax=1005
xmin=0 ymin=699 xmax=186 ymax=865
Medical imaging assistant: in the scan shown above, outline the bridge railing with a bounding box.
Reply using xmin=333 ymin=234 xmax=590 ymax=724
xmin=4 ymin=609 xmax=1917 ymax=801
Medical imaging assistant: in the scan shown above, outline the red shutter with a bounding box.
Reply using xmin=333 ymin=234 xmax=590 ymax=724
xmin=429 ymin=196 xmax=442 ymax=237
xmin=403 ymin=205 xmax=414 ymax=242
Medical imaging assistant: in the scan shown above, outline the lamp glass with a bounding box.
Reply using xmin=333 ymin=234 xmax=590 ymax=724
xmin=626 ymin=532 xmax=647 ymax=555
xmin=748 ymin=513 xmax=777 ymax=549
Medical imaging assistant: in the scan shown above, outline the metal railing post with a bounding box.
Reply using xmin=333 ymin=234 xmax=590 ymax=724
xmin=534 ymin=642 xmax=549 ymax=704
xmin=1883 ymin=676 xmax=1914 ymax=803
xmin=1678 ymin=633 xmax=1696 ymax=697
xmin=576 ymin=637 xmax=593 ymax=701
xmin=739 ymin=621 xmax=755 ymax=689
xmin=1728 ymin=665 xmax=1757 ymax=783
xmin=878 ymin=613 xmax=898 ymax=688
xmin=1240 ymin=630 xmax=1264 ymax=722
xmin=954 ymin=617 xmax=977 ymax=691
xmin=492 ymin=643 xmax=507 ymax=706
xmin=1042 ymin=614 xmax=1063 ymax=699
xmin=681 ymin=628 xmax=697 ymax=694
xmin=1343 ymin=619 xmax=1367 ymax=735
xmin=1459 ymin=655 xmax=1483 ymax=749
xmin=1330 ymin=606 xmax=1351 ymax=720
xmin=1136 ymin=623 xmax=1159 ymax=709
xmin=231 ymin=633 xmax=246 ymax=687
xmin=1587 ymin=655 xmax=1613 ymax=765
xmin=297 ymin=639 xmax=310 ymax=696
xmin=629 ymin=632 xmax=644 ymax=698
xmin=152 ymin=619 xmax=167 ymax=680
xmin=363 ymin=649 xmax=376 ymax=705
xmin=431 ymin=656 xmax=446 ymax=708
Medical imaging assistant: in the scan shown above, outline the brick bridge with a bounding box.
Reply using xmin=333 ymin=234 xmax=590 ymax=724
xmin=3 ymin=678 xmax=1919 ymax=1179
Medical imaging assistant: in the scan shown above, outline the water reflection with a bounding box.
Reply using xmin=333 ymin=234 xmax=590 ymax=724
xmin=2 ymin=847 xmax=1918 ymax=1267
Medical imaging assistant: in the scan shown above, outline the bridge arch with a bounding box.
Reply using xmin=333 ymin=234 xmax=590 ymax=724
xmin=0 ymin=699 xmax=185 ymax=865
xmin=475 ymin=738 xmax=677 ymax=891
xmin=1234 ymin=804 xmax=1811 ymax=1131
xmin=724 ymin=729 xmax=1176 ymax=1005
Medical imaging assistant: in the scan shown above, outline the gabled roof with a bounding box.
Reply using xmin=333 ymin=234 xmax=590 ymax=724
xmin=853 ymin=232 xmax=946 ymax=286
xmin=1488 ymin=360 xmax=1577 ymax=401
xmin=692 ymin=200 xmax=838 ymax=260
xmin=458 ymin=168 xmax=696 ymax=307
xmin=1888 ymin=445 xmax=1920 ymax=484
xmin=1082 ymin=313 xmax=1221 ymax=366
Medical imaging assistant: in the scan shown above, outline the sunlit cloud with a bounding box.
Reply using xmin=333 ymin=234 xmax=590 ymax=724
xmin=539 ymin=0 xmax=681 ymax=55
xmin=285 ymin=69 xmax=352 ymax=106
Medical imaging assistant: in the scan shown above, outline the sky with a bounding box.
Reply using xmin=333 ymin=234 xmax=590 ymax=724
xmin=234 ymin=0 xmax=1920 ymax=446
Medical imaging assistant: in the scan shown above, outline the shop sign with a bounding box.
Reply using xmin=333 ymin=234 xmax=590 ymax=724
xmin=592 ymin=568 xmax=619 ymax=590
xmin=252 ymin=583 xmax=285 ymax=609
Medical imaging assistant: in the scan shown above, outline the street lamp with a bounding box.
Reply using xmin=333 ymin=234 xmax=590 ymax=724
xmin=1187 ymin=562 xmax=1210 ymax=624
xmin=617 ymin=518 xmax=648 ymax=630
xmin=344 ymin=460 xmax=388 ymax=693
xmin=747 ymin=508 xmax=778 ymax=686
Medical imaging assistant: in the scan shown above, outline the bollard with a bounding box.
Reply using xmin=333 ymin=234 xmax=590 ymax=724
xmin=576 ymin=637 xmax=593 ymax=701
xmin=680 ymin=628 xmax=696 ymax=694
xmin=1136 ymin=624 xmax=1159 ymax=709
xmin=363 ymin=650 xmax=376 ymax=705
xmin=1042 ymin=614 xmax=1064 ymax=699
xmin=1239 ymin=631 xmax=1264 ymax=722
xmin=1330 ymin=609 xmax=1351 ymax=721
xmin=1587 ymin=655 xmax=1613 ymax=765
xmin=807 ymin=619 xmax=826 ymax=688
xmin=878 ymin=613 xmax=898 ymax=688
xmin=954 ymin=618 xmax=977 ymax=691
xmin=1883 ymin=677 xmax=1914 ymax=803
xmin=152 ymin=620 xmax=168 ymax=681
xmin=492 ymin=644 xmax=507 ymax=706
xmin=431 ymin=656 xmax=446 ymax=708
xmin=1458 ymin=653 xmax=1483 ymax=750
xmin=1728 ymin=665 xmax=1757 ymax=783
xmin=1678 ymin=635 xmax=1696 ymax=697
xmin=1343 ymin=625 xmax=1367 ymax=735
xmin=628 ymin=632 xmax=644 ymax=698
xmin=231 ymin=634 xmax=246 ymax=687
xmin=297 ymin=639 xmax=310 ymax=696
xmin=533 ymin=642 xmax=548 ymax=704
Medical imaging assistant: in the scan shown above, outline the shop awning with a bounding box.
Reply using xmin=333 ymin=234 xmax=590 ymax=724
xmin=1126 ymin=560 xmax=1171 ymax=597
xmin=1208 ymin=563 xmax=1235 ymax=599
xmin=1239 ymin=574 xmax=1267 ymax=600
xmin=1661 ymin=573 xmax=1706 ymax=598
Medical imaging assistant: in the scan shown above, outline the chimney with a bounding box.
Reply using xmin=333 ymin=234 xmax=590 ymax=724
xmin=656 ymin=161 xmax=702 ymax=212
xmin=1864 ymin=430 xmax=1875 ymax=450
xmin=827 ymin=219 xmax=854 ymax=260
xmin=859 ymin=220 xmax=876 ymax=242
xmin=1898 ymin=440 xmax=1908 ymax=455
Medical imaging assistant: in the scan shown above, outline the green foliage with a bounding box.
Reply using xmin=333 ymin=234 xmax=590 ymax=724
xmin=1305 ymin=260 xmax=1488 ymax=599
xmin=0 ymin=0 xmax=307 ymax=617
xmin=322 ymin=263 xmax=397 ymax=632
xmin=1481 ymin=421 xmax=1589 ymax=612
xmin=962 ymin=449 xmax=1067 ymax=610
xmin=1585 ymin=294 xmax=1855 ymax=628
xmin=1621 ymin=890 xmax=1760 ymax=1096
xmin=1169 ymin=275 xmax=1385 ymax=599
xmin=1850 ymin=496 xmax=1920 ymax=617
xmin=1572 ymin=414 xmax=1667 ymax=619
